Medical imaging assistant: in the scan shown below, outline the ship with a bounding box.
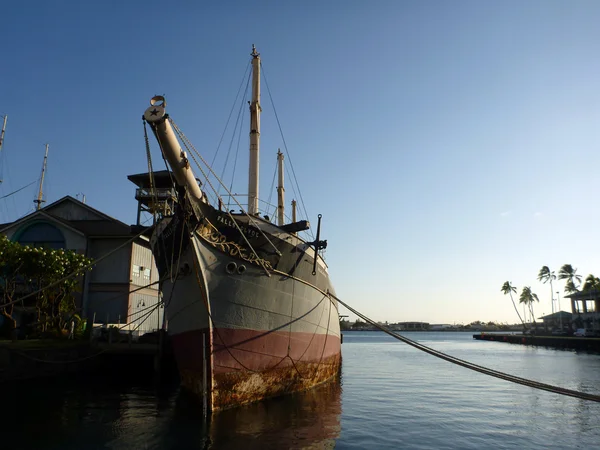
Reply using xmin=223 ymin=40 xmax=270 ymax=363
xmin=142 ymin=46 xmax=342 ymax=412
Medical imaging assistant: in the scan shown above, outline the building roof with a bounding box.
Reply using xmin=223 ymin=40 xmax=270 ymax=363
xmin=127 ymin=170 xmax=176 ymax=189
xmin=564 ymin=290 xmax=600 ymax=300
xmin=538 ymin=311 xmax=573 ymax=320
xmin=43 ymin=195 xmax=121 ymax=223
xmin=0 ymin=196 xmax=135 ymax=238
xmin=0 ymin=210 xmax=86 ymax=237
xmin=64 ymin=220 xmax=132 ymax=237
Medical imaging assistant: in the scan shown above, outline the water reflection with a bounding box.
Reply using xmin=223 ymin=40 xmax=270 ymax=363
xmin=3 ymin=373 xmax=341 ymax=450
xmin=206 ymin=381 xmax=341 ymax=449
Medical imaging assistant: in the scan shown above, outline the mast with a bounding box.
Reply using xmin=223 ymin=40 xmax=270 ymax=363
xmin=34 ymin=143 xmax=49 ymax=210
xmin=0 ymin=115 xmax=6 ymax=184
xmin=277 ymin=150 xmax=285 ymax=225
xmin=291 ymin=199 xmax=297 ymax=223
xmin=248 ymin=45 xmax=261 ymax=215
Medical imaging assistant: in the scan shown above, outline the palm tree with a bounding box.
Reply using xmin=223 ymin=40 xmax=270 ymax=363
xmin=582 ymin=274 xmax=600 ymax=292
xmin=537 ymin=266 xmax=556 ymax=314
xmin=558 ymin=264 xmax=582 ymax=293
xmin=581 ymin=274 xmax=600 ymax=323
xmin=501 ymin=281 xmax=524 ymax=327
xmin=564 ymin=280 xmax=578 ymax=294
xmin=520 ymin=286 xmax=539 ymax=329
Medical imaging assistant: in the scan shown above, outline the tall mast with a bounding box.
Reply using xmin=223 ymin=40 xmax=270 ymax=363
xmin=34 ymin=143 xmax=49 ymax=210
xmin=0 ymin=115 xmax=7 ymax=184
xmin=248 ymin=45 xmax=261 ymax=215
xmin=277 ymin=150 xmax=285 ymax=225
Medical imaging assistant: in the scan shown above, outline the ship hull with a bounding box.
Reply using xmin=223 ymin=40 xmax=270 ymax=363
xmin=154 ymin=211 xmax=341 ymax=411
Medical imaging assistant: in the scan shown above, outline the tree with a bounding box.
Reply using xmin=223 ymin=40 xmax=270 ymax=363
xmin=519 ymin=286 xmax=539 ymax=328
xmin=0 ymin=236 xmax=93 ymax=338
xmin=0 ymin=236 xmax=26 ymax=335
xmin=558 ymin=264 xmax=582 ymax=293
xmin=582 ymin=274 xmax=600 ymax=292
xmin=537 ymin=266 xmax=556 ymax=314
xmin=501 ymin=281 xmax=525 ymax=328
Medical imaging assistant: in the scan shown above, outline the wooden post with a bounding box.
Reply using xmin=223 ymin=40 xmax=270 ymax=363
xmin=202 ymin=332 xmax=208 ymax=416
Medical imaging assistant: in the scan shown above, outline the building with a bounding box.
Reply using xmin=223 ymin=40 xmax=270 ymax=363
xmin=537 ymin=311 xmax=572 ymax=330
xmin=0 ymin=196 xmax=162 ymax=335
xmin=394 ymin=322 xmax=429 ymax=331
xmin=564 ymin=291 xmax=599 ymax=330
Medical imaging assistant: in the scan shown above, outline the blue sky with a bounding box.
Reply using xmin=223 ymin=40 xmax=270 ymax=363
xmin=2 ymin=1 xmax=600 ymax=324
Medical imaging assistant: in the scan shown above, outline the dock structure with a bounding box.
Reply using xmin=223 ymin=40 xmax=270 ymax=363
xmin=474 ymin=333 xmax=600 ymax=352
xmin=0 ymin=336 xmax=176 ymax=383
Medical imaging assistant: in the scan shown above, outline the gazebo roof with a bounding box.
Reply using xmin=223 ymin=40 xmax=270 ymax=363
xmin=563 ymin=290 xmax=600 ymax=300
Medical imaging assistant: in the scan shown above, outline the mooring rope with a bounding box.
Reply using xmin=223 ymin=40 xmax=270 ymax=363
xmin=331 ymin=293 xmax=600 ymax=403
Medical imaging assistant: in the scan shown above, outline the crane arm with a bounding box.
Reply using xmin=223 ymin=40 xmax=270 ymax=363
xmin=143 ymin=96 xmax=203 ymax=203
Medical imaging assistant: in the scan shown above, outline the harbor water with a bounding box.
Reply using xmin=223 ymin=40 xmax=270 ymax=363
xmin=3 ymin=331 xmax=600 ymax=449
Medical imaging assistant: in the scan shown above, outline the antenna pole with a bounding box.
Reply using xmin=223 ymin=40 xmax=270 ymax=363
xmin=0 ymin=115 xmax=7 ymax=184
xmin=34 ymin=144 xmax=49 ymax=210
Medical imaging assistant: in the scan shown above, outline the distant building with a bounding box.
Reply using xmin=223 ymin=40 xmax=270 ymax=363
xmin=0 ymin=196 xmax=162 ymax=335
xmin=564 ymin=291 xmax=599 ymax=330
xmin=429 ymin=324 xmax=454 ymax=331
xmin=395 ymin=322 xmax=429 ymax=331
xmin=537 ymin=311 xmax=572 ymax=330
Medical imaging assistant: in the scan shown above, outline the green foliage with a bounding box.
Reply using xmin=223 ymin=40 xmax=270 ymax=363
xmin=339 ymin=319 xmax=352 ymax=331
xmin=519 ymin=286 xmax=539 ymax=325
xmin=537 ymin=266 xmax=556 ymax=284
xmin=558 ymin=264 xmax=582 ymax=292
xmin=501 ymin=281 xmax=524 ymax=327
xmin=0 ymin=235 xmax=93 ymax=338
xmin=582 ymin=274 xmax=600 ymax=292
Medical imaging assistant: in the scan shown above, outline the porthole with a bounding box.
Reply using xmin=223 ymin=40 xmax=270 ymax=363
xmin=237 ymin=265 xmax=247 ymax=275
xmin=225 ymin=262 xmax=237 ymax=274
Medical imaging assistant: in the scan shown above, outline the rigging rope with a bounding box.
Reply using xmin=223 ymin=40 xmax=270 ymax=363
xmin=143 ymin=120 xmax=159 ymax=219
xmin=0 ymin=179 xmax=38 ymax=199
xmin=169 ymin=119 xmax=282 ymax=262
xmin=207 ymin=61 xmax=252 ymax=189
xmin=260 ymin=62 xmax=313 ymax=239
xmin=331 ymin=293 xmax=600 ymax=403
xmin=219 ymin=70 xmax=250 ymax=202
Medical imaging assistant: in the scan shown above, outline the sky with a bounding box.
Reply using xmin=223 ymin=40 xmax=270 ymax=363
xmin=2 ymin=1 xmax=600 ymax=325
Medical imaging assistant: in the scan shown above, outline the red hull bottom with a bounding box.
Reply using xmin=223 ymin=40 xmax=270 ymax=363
xmin=171 ymin=327 xmax=342 ymax=411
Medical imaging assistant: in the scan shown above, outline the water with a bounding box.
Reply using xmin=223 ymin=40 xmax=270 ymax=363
xmin=3 ymin=331 xmax=600 ymax=449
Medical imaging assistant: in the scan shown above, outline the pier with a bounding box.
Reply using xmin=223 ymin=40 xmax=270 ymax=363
xmin=0 ymin=336 xmax=176 ymax=383
xmin=473 ymin=333 xmax=600 ymax=352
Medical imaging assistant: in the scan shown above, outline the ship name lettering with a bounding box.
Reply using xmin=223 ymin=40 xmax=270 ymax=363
xmin=216 ymin=215 xmax=259 ymax=238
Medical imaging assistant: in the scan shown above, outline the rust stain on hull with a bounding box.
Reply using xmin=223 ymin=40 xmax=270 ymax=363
xmin=214 ymin=353 xmax=341 ymax=410
xmin=179 ymin=352 xmax=341 ymax=412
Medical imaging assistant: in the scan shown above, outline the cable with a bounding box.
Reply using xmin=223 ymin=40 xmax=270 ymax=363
xmin=261 ymin=62 xmax=313 ymax=238
xmin=0 ymin=179 xmax=38 ymax=199
xmin=332 ymin=293 xmax=600 ymax=403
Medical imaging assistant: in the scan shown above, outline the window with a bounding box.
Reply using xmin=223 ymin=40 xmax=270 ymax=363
xmin=143 ymin=268 xmax=151 ymax=280
xmin=133 ymin=265 xmax=141 ymax=277
xmin=17 ymin=222 xmax=66 ymax=249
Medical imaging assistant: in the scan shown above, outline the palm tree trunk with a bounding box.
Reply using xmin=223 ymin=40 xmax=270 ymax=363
xmin=550 ymin=280 xmax=554 ymax=315
xmin=509 ymin=294 xmax=525 ymax=327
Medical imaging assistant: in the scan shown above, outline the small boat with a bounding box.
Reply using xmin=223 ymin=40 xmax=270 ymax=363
xmin=142 ymin=46 xmax=341 ymax=412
